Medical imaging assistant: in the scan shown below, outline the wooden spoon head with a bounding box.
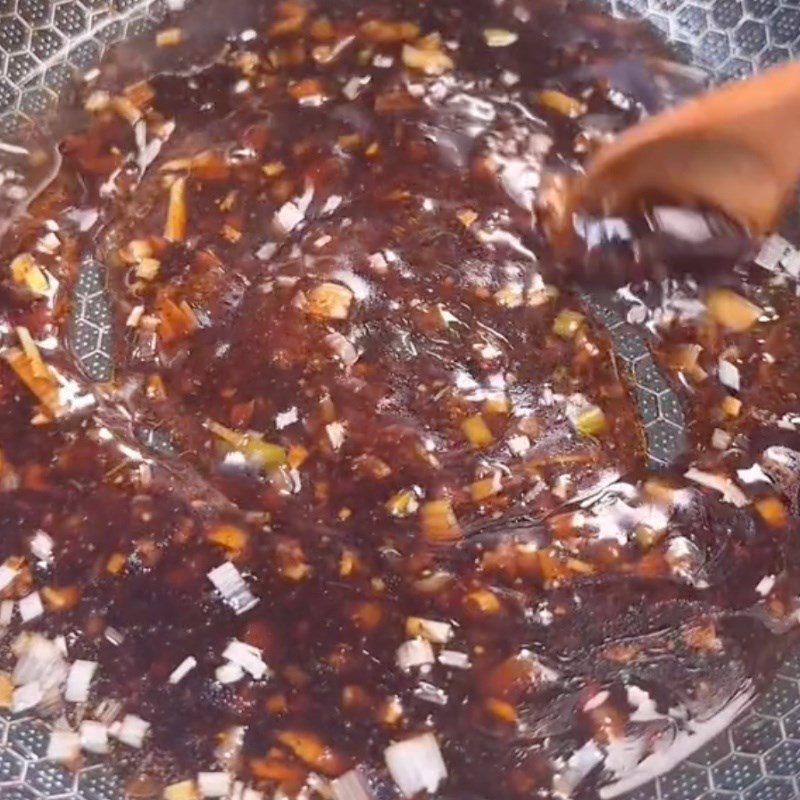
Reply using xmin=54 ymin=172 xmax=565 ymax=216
xmin=553 ymin=60 xmax=800 ymax=247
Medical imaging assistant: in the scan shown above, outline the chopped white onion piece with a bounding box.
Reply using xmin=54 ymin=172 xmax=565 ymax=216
xmin=207 ymin=562 xmax=259 ymax=615
xmin=114 ymin=714 xmax=150 ymax=748
xmin=755 ymin=235 xmax=794 ymax=272
xmin=396 ymin=638 xmax=435 ymax=671
xmin=222 ymin=640 xmax=269 ymax=680
xmin=552 ymin=740 xmax=605 ymax=797
xmin=413 ymin=682 xmax=448 ymax=705
xmin=80 ymin=720 xmax=110 ymax=754
xmin=274 ymin=202 xmax=304 ymax=234
xmin=718 ymin=359 xmax=740 ymax=391
xmin=331 ymin=769 xmax=374 ymax=800
xmin=756 ymin=575 xmax=776 ymax=596
xmin=384 ymin=733 xmax=448 ymax=797
xmin=12 ymin=681 xmax=43 ymax=713
xmin=37 ymin=232 xmax=61 ymax=254
xmin=738 ymin=463 xmax=772 ymax=485
xmin=783 ymin=249 xmax=800 ymax=279
xmin=325 ymin=332 xmax=359 ymax=366
xmin=65 ymin=659 xmax=97 ymax=702
xmin=105 ymin=626 xmax=125 ymax=646
xmin=684 ymin=468 xmax=749 ymax=507
xmin=483 ymin=28 xmax=519 ymax=47
xmin=0 ymin=600 xmax=14 ymax=627
xmin=711 ymin=429 xmax=732 ymax=450
xmin=326 ymin=421 xmax=347 ymax=450
xmin=275 ymin=407 xmax=299 ymax=430
xmin=368 ymin=252 xmax=388 ymax=274
xmin=507 ymin=435 xmax=530 ymax=456
xmin=216 ymin=662 xmax=245 ymax=684
xmin=343 ymin=76 xmax=370 ymax=101
xmin=438 ymin=650 xmax=471 ymax=669
xmin=29 ymin=530 xmax=54 ymax=561
xmin=407 ymin=617 xmax=453 ymax=644
xmin=583 ymin=690 xmax=610 ymax=712
xmin=18 ymin=591 xmax=44 ymax=622
xmin=47 ymin=730 xmax=80 ymax=762
xmin=12 ymin=634 xmax=69 ymax=689
xmin=197 ymin=772 xmax=232 ymax=798
xmin=169 ymin=656 xmax=197 ymax=684
xmin=0 ymin=561 xmax=18 ymax=592
xmin=126 ymin=305 xmax=145 ymax=327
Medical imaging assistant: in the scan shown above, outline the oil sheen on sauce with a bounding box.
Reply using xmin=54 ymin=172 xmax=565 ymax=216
xmin=1 ymin=1 xmax=800 ymax=798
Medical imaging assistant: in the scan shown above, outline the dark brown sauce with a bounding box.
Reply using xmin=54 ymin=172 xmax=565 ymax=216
xmin=1 ymin=1 xmax=800 ymax=798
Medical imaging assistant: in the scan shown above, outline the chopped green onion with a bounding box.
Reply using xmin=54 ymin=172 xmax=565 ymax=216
xmin=574 ymin=405 xmax=606 ymax=437
xmin=552 ymin=309 xmax=585 ymax=340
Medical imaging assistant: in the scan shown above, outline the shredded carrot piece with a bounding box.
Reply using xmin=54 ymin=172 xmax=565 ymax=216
xmin=164 ymin=176 xmax=187 ymax=242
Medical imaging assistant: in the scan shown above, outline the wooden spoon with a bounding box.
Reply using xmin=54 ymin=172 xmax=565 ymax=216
xmin=558 ymin=61 xmax=800 ymax=236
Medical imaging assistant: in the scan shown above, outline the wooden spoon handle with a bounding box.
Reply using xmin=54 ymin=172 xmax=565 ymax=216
xmin=568 ymin=61 xmax=800 ymax=234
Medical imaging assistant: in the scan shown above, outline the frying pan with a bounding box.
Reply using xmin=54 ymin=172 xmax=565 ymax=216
xmin=1 ymin=1 xmax=800 ymax=799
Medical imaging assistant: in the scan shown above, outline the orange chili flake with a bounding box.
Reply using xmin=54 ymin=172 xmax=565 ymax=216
xmin=207 ymin=524 xmax=249 ymax=553
xmin=106 ymin=553 xmax=127 ymax=575
xmin=420 ymin=499 xmax=461 ymax=542
xmin=755 ymin=496 xmax=789 ymax=528
xmin=288 ymin=78 xmax=325 ymax=102
xmin=41 ymin=585 xmax=80 ymax=611
xmin=486 ymin=697 xmax=518 ymax=723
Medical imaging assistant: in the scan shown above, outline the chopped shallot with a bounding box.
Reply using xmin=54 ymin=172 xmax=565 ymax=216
xmin=384 ymin=733 xmax=448 ymax=797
